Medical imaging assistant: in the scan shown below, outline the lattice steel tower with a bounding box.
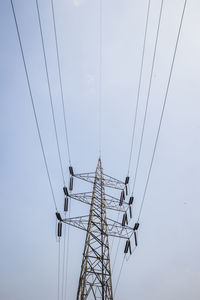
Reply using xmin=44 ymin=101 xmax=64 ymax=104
xmin=77 ymin=158 xmax=113 ymax=299
xmin=58 ymin=158 xmax=134 ymax=299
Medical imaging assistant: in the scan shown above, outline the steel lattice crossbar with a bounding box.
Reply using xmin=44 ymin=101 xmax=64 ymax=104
xmin=69 ymin=192 xmax=129 ymax=212
xmin=74 ymin=172 xmax=125 ymax=190
xmin=63 ymin=215 xmax=133 ymax=239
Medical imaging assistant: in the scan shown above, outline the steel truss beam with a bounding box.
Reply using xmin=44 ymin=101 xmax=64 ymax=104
xmin=63 ymin=215 xmax=133 ymax=239
xmin=69 ymin=192 xmax=129 ymax=212
xmin=74 ymin=172 xmax=125 ymax=190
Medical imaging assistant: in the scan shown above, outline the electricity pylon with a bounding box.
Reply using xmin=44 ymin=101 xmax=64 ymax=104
xmin=58 ymin=158 xmax=134 ymax=299
xmin=76 ymin=158 xmax=113 ymax=299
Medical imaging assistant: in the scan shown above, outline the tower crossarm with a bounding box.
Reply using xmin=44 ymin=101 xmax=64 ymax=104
xmin=74 ymin=172 xmax=125 ymax=190
xmin=62 ymin=215 xmax=133 ymax=239
xmin=69 ymin=192 xmax=129 ymax=212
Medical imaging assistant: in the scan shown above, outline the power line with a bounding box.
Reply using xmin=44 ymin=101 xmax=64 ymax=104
xmin=61 ymin=213 xmax=67 ymax=300
xmin=114 ymin=247 xmax=136 ymax=296
xmin=50 ymin=2 xmax=73 ymax=298
xmin=64 ymin=198 xmax=72 ymax=300
xmin=137 ymin=0 xmax=188 ymax=222
xmin=115 ymin=0 xmax=187 ymax=295
xmin=36 ymin=0 xmax=66 ymax=187
xmin=98 ymin=0 xmax=103 ymax=158
xmin=110 ymin=211 xmax=120 ymax=254
xmin=114 ymin=1 xmax=188 ymax=295
xmin=131 ymin=0 xmax=164 ymax=196
xmin=114 ymin=255 xmax=125 ymax=297
xmin=10 ymin=0 xmax=58 ymax=212
xmin=50 ymin=0 xmax=72 ymax=165
xmin=112 ymin=238 xmax=121 ymax=273
xmin=57 ymin=238 xmax=61 ymax=300
xmin=127 ymin=0 xmax=151 ymax=176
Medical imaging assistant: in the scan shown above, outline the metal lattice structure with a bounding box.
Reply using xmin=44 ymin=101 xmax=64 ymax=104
xmin=60 ymin=158 xmax=133 ymax=299
xmin=76 ymin=159 xmax=113 ymax=299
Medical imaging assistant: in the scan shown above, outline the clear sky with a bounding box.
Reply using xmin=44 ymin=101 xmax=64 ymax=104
xmin=0 ymin=0 xmax=200 ymax=299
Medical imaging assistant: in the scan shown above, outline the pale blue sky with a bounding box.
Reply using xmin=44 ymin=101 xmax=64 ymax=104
xmin=0 ymin=0 xmax=200 ymax=299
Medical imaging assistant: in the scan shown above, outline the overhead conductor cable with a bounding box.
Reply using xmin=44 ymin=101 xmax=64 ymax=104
xmin=51 ymin=0 xmax=72 ymax=165
xmin=64 ymin=198 xmax=72 ymax=300
xmin=137 ymin=0 xmax=188 ymax=223
xmin=115 ymin=0 xmax=188 ymax=295
xmin=127 ymin=0 xmax=151 ymax=177
xmin=36 ymin=0 xmax=66 ymax=187
xmin=98 ymin=0 xmax=103 ymax=157
xmin=50 ymin=1 xmax=73 ymax=299
xmin=10 ymin=0 xmax=58 ymax=212
xmin=131 ymin=0 xmax=164 ymax=197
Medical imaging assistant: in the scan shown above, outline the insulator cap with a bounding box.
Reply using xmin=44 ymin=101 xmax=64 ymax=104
xmin=119 ymin=191 xmax=123 ymax=206
xmin=57 ymin=222 xmax=62 ymax=237
xmin=125 ymin=185 xmax=128 ymax=196
xmin=63 ymin=186 xmax=69 ymax=196
xmin=129 ymin=240 xmax=132 ymax=254
xmin=125 ymin=212 xmax=128 ymax=225
xmin=69 ymin=176 xmax=73 ymax=191
xmin=124 ymin=240 xmax=129 ymax=253
xmin=129 ymin=196 xmax=134 ymax=205
xmin=122 ymin=214 xmax=126 ymax=227
xmin=64 ymin=197 xmax=68 ymax=212
xmin=125 ymin=176 xmax=129 ymax=185
xmin=133 ymin=222 xmax=139 ymax=231
xmin=129 ymin=206 xmax=132 ymax=219
xmin=124 ymin=239 xmax=131 ymax=254
xmin=56 ymin=212 xmax=62 ymax=222
xmin=69 ymin=166 xmax=74 ymax=176
xmin=134 ymin=231 xmax=138 ymax=247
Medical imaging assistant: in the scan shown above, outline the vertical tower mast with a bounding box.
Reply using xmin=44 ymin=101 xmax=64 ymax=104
xmin=77 ymin=158 xmax=113 ymax=299
xmin=60 ymin=158 xmax=134 ymax=299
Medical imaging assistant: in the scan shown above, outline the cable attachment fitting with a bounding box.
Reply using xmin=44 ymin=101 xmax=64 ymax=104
xmin=125 ymin=176 xmax=129 ymax=185
xmin=122 ymin=212 xmax=128 ymax=227
xmin=69 ymin=176 xmax=73 ymax=191
xmin=124 ymin=239 xmax=132 ymax=254
xmin=57 ymin=222 xmax=62 ymax=237
xmin=119 ymin=190 xmax=125 ymax=206
xmin=129 ymin=206 xmax=132 ymax=219
xmin=56 ymin=212 xmax=63 ymax=222
xmin=63 ymin=186 xmax=69 ymax=196
xmin=133 ymin=223 xmax=139 ymax=231
xmin=129 ymin=196 xmax=134 ymax=205
xmin=125 ymin=185 xmax=128 ymax=196
xmin=55 ymin=212 xmax=63 ymax=237
xmin=69 ymin=166 xmax=74 ymax=176
xmin=133 ymin=223 xmax=139 ymax=247
xmin=69 ymin=166 xmax=74 ymax=191
xmin=64 ymin=197 xmax=69 ymax=212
